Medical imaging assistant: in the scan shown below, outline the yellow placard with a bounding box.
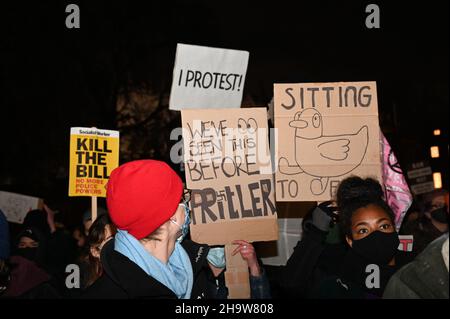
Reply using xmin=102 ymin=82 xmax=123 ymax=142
xmin=69 ymin=127 xmax=120 ymax=197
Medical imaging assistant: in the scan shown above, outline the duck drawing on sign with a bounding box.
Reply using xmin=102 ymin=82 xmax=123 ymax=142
xmin=279 ymin=108 xmax=369 ymax=195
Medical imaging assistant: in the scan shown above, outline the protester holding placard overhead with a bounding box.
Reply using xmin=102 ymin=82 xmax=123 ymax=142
xmin=280 ymin=176 xmax=414 ymax=299
xmin=82 ymin=160 xmax=210 ymax=299
xmin=181 ymin=107 xmax=278 ymax=298
xmin=315 ymin=177 xmax=413 ymax=298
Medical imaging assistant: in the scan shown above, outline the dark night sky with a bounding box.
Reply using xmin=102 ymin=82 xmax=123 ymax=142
xmin=0 ymin=1 xmax=448 ymax=211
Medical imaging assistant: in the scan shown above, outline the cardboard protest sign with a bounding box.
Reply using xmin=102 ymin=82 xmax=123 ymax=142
xmin=0 ymin=191 xmax=43 ymax=224
xmin=169 ymin=43 xmax=249 ymax=110
xmin=69 ymin=127 xmax=119 ymax=198
xmin=224 ymin=245 xmax=251 ymax=299
xmin=275 ymin=81 xmax=382 ymax=201
xmin=181 ymin=108 xmax=278 ymax=245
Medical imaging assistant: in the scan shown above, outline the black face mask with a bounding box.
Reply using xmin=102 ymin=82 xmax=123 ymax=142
xmin=352 ymin=231 xmax=400 ymax=265
xmin=16 ymin=248 xmax=38 ymax=262
xmin=430 ymin=207 xmax=448 ymax=224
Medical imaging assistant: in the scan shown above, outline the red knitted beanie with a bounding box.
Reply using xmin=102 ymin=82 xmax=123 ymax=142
xmin=106 ymin=160 xmax=183 ymax=239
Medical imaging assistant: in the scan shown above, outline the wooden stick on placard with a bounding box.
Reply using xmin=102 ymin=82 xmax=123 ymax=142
xmin=91 ymin=196 xmax=98 ymax=222
xmin=224 ymin=244 xmax=250 ymax=299
xmin=90 ymin=126 xmax=98 ymax=223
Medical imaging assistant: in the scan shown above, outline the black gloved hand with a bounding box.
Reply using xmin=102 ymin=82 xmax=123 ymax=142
xmin=307 ymin=201 xmax=339 ymax=232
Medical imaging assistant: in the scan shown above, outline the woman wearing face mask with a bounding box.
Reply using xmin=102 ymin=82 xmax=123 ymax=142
xmin=14 ymin=227 xmax=48 ymax=268
xmin=82 ymin=160 xmax=210 ymax=299
xmin=312 ymin=176 xmax=413 ymax=299
xmin=206 ymin=241 xmax=271 ymax=299
xmin=3 ymin=227 xmax=60 ymax=298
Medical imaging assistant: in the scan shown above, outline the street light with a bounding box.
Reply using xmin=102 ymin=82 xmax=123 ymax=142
xmin=430 ymin=146 xmax=440 ymax=158
xmin=433 ymin=172 xmax=442 ymax=189
xmin=433 ymin=129 xmax=441 ymax=136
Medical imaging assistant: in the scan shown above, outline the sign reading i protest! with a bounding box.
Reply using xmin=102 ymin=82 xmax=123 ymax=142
xmin=169 ymin=43 xmax=249 ymax=110
xmin=69 ymin=127 xmax=119 ymax=197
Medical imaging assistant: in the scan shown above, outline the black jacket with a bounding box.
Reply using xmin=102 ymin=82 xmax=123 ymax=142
xmin=1 ymin=256 xmax=61 ymax=299
xmin=280 ymin=224 xmax=413 ymax=299
xmin=279 ymin=224 xmax=342 ymax=298
xmin=401 ymin=217 xmax=445 ymax=256
xmin=81 ymin=239 xmax=211 ymax=299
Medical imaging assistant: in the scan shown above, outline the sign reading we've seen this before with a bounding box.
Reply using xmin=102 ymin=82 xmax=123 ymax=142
xmin=181 ymin=108 xmax=278 ymax=245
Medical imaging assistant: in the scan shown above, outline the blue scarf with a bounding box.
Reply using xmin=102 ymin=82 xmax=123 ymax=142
xmin=114 ymin=229 xmax=193 ymax=299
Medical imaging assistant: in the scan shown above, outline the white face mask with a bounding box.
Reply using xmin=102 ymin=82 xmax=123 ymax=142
xmin=207 ymin=247 xmax=226 ymax=268
xmin=170 ymin=203 xmax=191 ymax=243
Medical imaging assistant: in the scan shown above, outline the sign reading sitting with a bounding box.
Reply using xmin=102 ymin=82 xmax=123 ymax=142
xmin=181 ymin=108 xmax=278 ymax=245
xmin=69 ymin=127 xmax=119 ymax=197
xmin=169 ymin=43 xmax=249 ymax=110
xmin=275 ymin=81 xmax=382 ymax=201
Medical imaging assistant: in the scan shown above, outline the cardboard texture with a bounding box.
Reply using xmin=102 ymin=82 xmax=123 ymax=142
xmin=182 ymin=108 xmax=278 ymax=245
xmin=169 ymin=43 xmax=249 ymax=110
xmin=275 ymin=82 xmax=382 ymax=201
xmin=69 ymin=127 xmax=120 ymax=198
xmin=0 ymin=191 xmax=43 ymax=224
xmin=224 ymin=244 xmax=250 ymax=299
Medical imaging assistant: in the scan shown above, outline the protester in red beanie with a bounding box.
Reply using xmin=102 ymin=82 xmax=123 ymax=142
xmin=82 ymin=160 xmax=210 ymax=299
xmin=107 ymin=159 xmax=184 ymax=239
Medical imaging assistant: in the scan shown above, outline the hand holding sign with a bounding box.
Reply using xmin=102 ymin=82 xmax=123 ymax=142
xmin=304 ymin=201 xmax=339 ymax=232
xmin=232 ymin=240 xmax=261 ymax=277
xmin=43 ymin=203 xmax=56 ymax=233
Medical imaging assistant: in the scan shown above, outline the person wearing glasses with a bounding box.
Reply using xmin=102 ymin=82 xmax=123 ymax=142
xmin=82 ymin=160 xmax=210 ymax=299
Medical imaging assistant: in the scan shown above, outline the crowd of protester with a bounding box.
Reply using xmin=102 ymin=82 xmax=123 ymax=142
xmin=0 ymin=159 xmax=448 ymax=299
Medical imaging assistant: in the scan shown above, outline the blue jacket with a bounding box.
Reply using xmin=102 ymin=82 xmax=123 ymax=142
xmin=0 ymin=210 xmax=10 ymax=260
